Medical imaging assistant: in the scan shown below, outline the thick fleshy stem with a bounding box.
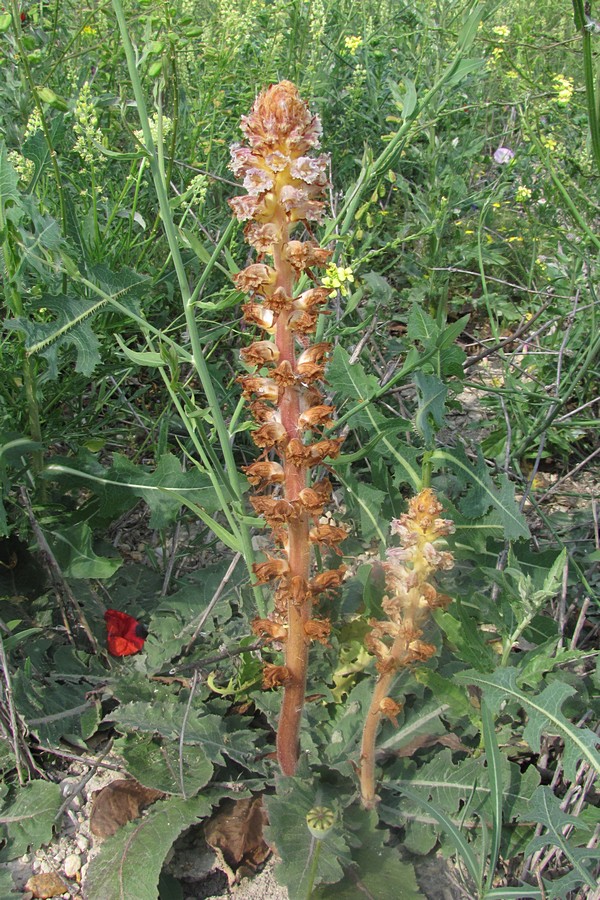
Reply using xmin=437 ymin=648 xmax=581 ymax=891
xmin=229 ymin=82 xmax=346 ymax=774
xmin=359 ymin=489 xmax=455 ymax=807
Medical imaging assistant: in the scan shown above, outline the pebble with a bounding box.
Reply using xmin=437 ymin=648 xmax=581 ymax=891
xmin=64 ymin=854 xmax=81 ymax=878
xmin=75 ymin=835 xmax=89 ymax=853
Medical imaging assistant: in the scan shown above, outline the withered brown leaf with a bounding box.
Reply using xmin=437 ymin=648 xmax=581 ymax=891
xmin=204 ymin=795 xmax=270 ymax=885
xmin=89 ymin=779 xmax=164 ymax=839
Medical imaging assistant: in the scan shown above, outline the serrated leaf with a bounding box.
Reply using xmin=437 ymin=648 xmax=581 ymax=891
xmin=48 ymin=452 xmax=219 ymax=528
xmin=433 ymin=603 xmax=496 ymax=671
xmin=522 ymin=787 xmax=599 ymax=895
xmin=454 ymin=669 xmax=600 ymax=781
xmin=329 ymin=345 xmax=380 ymax=404
xmin=6 ymin=294 xmax=102 ymax=378
xmin=0 ymin=781 xmax=62 ymax=862
xmin=12 ymin=669 xmax=95 ymax=747
xmin=342 ymin=474 xmax=387 ymax=542
xmin=84 ymin=795 xmax=210 ymax=900
xmin=413 ymin=372 xmax=447 ymax=445
xmin=432 ymin=446 xmax=529 ymax=541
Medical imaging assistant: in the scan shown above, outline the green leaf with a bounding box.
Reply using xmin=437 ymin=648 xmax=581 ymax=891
xmin=457 ymin=3 xmax=487 ymax=51
xmin=84 ymin=795 xmax=210 ymax=900
xmin=7 ymin=294 xmax=103 ymax=377
xmin=407 ymin=304 xmax=439 ymax=345
xmin=454 ymin=669 xmax=600 ymax=781
xmin=312 ymin=807 xmax=420 ymax=899
xmin=114 ymin=335 xmax=165 ymax=367
xmin=400 ymin=77 xmax=417 ymax=120
xmin=115 ymin=733 xmax=213 ymax=797
xmin=108 ymin=702 xmax=258 ymax=769
xmin=48 ymin=452 xmax=219 ymax=528
xmin=341 ymin=474 xmax=387 ymax=542
xmin=445 ymin=57 xmax=486 ymax=86
xmin=12 ymin=669 xmax=96 ymax=747
xmin=0 ymin=866 xmax=19 ymax=899
xmin=413 ymin=372 xmax=447 ymax=445
xmin=0 ymin=781 xmax=62 ymax=862
xmin=265 ymin=775 xmax=351 ymax=899
xmin=0 ymin=141 xmax=19 ymax=212
xmin=522 ymin=787 xmax=599 ymax=895
xmin=328 ymin=345 xmax=380 ymax=404
xmin=432 ymin=446 xmax=530 ymax=541
xmin=49 ymin=521 xmax=122 ymax=579
xmin=433 ymin=602 xmax=496 ymax=671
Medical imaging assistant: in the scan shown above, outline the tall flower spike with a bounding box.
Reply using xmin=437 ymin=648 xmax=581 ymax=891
xmin=230 ymin=83 xmax=345 ymax=775
xmin=359 ymin=489 xmax=455 ymax=808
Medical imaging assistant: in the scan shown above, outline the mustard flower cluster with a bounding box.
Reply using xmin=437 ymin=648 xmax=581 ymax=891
xmin=322 ymin=263 xmax=355 ymax=298
xmin=515 ymin=185 xmax=532 ymax=203
xmin=344 ymin=35 xmax=363 ymax=54
xmin=134 ymin=114 xmax=173 ymax=148
xmin=552 ymin=74 xmax=574 ymax=106
xmin=488 ymin=23 xmax=510 ymax=63
xmin=73 ymin=82 xmax=104 ymax=166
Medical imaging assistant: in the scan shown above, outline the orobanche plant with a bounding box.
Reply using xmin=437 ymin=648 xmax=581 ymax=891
xmin=228 ymin=81 xmax=347 ymax=775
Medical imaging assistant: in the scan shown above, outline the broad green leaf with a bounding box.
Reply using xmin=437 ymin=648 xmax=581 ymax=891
xmin=328 ymin=345 xmax=380 ymax=404
xmin=115 ymin=734 xmax=213 ymax=797
xmin=437 ymin=314 xmax=470 ymax=349
xmin=108 ymin=702 xmax=258 ymax=769
xmin=413 ymin=372 xmax=447 ymax=445
xmin=445 ymin=57 xmax=486 ymax=86
xmin=433 ymin=602 xmax=496 ymax=671
xmin=0 ymin=781 xmax=62 ymax=862
xmin=454 ymin=669 xmax=600 ymax=780
xmin=49 ymin=521 xmax=122 ymax=579
xmin=312 ymin=807 xmax=420 ymax=899
xmin=457 ymin=3 xmax=487 ymax=51
xmin=407 ymin=304 xmax=439 ymax=345
xmin=0 ymin=866 xmax=19 ymax=899
xmin=84 ymin=795 xmax=210 ymax=900
xmin=12 ymin=669 xmax=96 ymax=747
xmin=401 ymin=77 xmax=417 ymax=120
xmin=341 ymin=474 xmax=387 ymax=542
xmin=266 ymin=775 xmax=351 ymax=899
xmin=0 ymin=140 xmax=19 ymax=212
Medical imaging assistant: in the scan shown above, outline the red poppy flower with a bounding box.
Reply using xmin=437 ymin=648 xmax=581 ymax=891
xmin=104 ymin=609 xmax=148 ymax=657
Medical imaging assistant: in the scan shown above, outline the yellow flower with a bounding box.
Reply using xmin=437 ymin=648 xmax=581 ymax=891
xmin=344 ymin=35 xmax=363 ymax=54
xmin=322 ymin=264 xmax=355 ymax=297
xmin=552 ymin=74 xmax=574 ymax=106
xmin=515 ymin=185 xmax=532 ymax=203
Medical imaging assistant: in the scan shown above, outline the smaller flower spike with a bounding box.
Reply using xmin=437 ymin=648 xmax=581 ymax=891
xmin=230 ymin=83 xmax=345 ymax=776
xmin=360 ymin=490 xmax=454 ymax=808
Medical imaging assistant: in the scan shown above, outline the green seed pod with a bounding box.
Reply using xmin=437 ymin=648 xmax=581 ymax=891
xmin=306 ymin=806 xmax=336 ymax=839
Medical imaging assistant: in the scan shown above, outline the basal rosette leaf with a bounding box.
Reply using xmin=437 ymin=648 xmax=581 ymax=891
xmin=0 ymin=782 xmax=62 ymax=862
xmin=84 ymin=796 xmax=210 ymax=900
